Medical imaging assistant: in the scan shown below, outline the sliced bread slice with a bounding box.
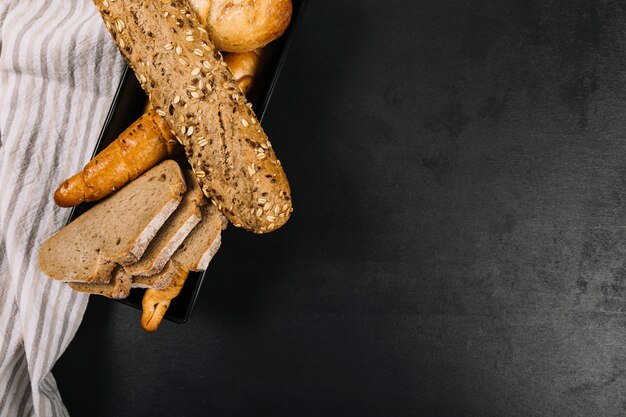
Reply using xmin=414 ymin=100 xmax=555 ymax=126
xmin=131 ymin=204 xmax=227 ymax=289
xmin=68 ymin=267 xmax=132 ymax=299
xmin=39 ymin=160 xmax=185 ymax=283
xmin=173 ymin=204 xmax=227 ymax=272
xmin=130 ymin=260 xmax=181 ymax=290
xmin=123 ymin=170 xmax=205 ymax=277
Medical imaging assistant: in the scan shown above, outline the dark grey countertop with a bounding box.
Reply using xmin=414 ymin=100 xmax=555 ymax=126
xmin=54 ymin=0 xmax=626 ymax=415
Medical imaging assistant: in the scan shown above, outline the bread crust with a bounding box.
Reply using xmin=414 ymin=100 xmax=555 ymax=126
xmin=204 ymin=0 xmax=292 ymax=53
xmin=124 ymin=170 xmax=204 ymax=276
xmin=68 ymin=267 xmax=132 ymax=299
xmin=93 ymin=0 xmax=293 ymax=233
xmin=141 ymin=266 xmax=190 ymax=332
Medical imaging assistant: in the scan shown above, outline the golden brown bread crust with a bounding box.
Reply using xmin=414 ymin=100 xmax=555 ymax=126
xmin=188 ymin=0 xmax=292 ymax=53
xmin=187 ymin=0 xmax=211 ymax=23
xmin=54 ymin=109 xmax=178 ymax=207
xmin=141 ymin=266 xmax=189 ymax=332
xmin=204 ymin=0 xmax=292 ymax=52
xmin=223 ymin=49 xmax=262 ymax=95
xmin=93 ymin=0 xmax=292 ymax=233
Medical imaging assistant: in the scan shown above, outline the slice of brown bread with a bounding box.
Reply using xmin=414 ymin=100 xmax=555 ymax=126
xmin=131 ymin=260 xmax=180 ymax=290
xmin=175 ymin=206 xmax=225 ymax=272
xmin=68 ymin=267 xmax=132 ymax=299
xmin=123 ymin=170 xmax=205 ymax=277
xmin=39 ymin=160 xmax=186 ymax=283
xmin=132 ymin=204 xmax=227 ymax=289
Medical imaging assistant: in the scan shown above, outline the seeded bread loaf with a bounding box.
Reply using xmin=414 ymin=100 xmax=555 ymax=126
xmin=68 ymin=267 xmax=132 ymax=299
xmin=54 ymin=109 xmax=178 ymax=207
xmin=124 ymin=170 xmax=204 ymax=276
xmin=92 ymin=0 xmax=292 ymax=233
xmin=39 ymin=160 xmax=186 ymax=283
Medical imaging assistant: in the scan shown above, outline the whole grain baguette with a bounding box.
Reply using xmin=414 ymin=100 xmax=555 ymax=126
xmin=54 ymin=109 xmax=178 ymax=207
xmin=92 ymin=0 xmax=292 ymax=233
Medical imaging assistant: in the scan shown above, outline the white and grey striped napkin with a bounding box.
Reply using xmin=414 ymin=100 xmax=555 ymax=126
xmin=0 ymin=0 xmax=124 ymax=415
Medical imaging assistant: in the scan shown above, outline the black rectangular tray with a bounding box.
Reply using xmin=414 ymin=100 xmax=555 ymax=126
xmin=67 ymin=0 xmax=307 ymax=323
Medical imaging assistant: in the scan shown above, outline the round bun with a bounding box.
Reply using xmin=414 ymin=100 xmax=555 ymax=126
xmin=187 ymin=0 xmax=212 ymax=23
xmin=223 ymin=49 xmax=262 ymax=94
xmin=203 ymin=0 xmax=292 ymax=53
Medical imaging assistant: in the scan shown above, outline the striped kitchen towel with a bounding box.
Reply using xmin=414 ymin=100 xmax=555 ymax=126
xmin=0 ymin=0 xmax=124 ymax=415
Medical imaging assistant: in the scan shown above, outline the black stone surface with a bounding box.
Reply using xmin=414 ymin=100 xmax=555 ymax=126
xmin=54 ymin=0 xmax=626 ymax=415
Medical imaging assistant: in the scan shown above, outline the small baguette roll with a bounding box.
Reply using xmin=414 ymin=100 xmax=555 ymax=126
xmin=54 ymin=109 xmax=178 ymax=207
xmin=223 ymin=49 xmax=262 ymax=95
xmin=141 ymin=266 xmax=189 ymax=332
xmin=92 ymin=0 xmax=292 ymax=233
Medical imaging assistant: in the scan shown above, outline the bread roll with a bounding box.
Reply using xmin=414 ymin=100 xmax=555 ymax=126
xmin=189 ymin=0 xmax=292 ymax=52
xmin=223 ymin=49 xmax=262 ymax=95
xmin=54 ymin=109 xmax=178 ymax=207
xmin=93 ymin=0 xmax=292 ymax=233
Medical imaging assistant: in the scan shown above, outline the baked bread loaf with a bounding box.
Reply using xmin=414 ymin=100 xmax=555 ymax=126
xmin=140 ymin=204 xmax=226 ymax=331
xmin=124 ymin=170 xmax=204 ymax=276
xmin=93 ymin=0 xmax=292 ymax=233
xmin=68 ymin=267 xmax=132 ymax=299
xmin=54 ymin=109 xmax=178 ymax=207
xmin=39 ymin=160 xmax=185 ymax=283
xmin=189 ymin=0 xmax=292 ymax=52
xmin=69 ymin=47 xmax=261 ymax=208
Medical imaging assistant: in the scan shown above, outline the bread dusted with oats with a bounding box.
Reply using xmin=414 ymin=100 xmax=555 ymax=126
xmin=92 ymin=0 xmax=292 ymax=234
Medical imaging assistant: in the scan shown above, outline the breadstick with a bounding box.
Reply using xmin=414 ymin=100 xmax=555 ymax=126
xmin=54 ymin=109 xmax=178 ymax=207
xmin=141 ymin=266 xmax=189 ymax=332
